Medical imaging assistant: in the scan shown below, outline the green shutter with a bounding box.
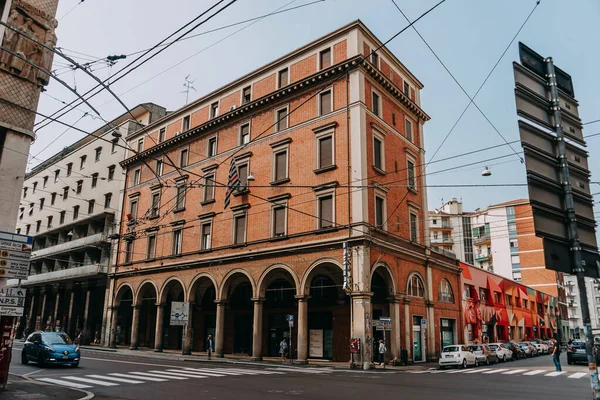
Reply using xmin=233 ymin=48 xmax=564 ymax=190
xmin=485 ymin=223 xmax=490 ymax=234
xmin=472 ymin=227 xmax=479 ymax=238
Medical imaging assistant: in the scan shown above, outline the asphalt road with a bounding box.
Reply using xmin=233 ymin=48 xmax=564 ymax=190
xmin=9 ymin=343 xmax=592 ymax=400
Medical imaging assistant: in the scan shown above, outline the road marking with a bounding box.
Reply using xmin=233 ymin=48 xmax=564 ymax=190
xmin=183 ymin=368 xmax=245 ymax=376
xmin=228 ymin=368 xmax=284 ymax=375
xmin=483 ymin=369 xmax=509 ymax=374
xmin=502 ymin=369 xmax=527 ymax=375
xmin=148 ymin=370 xmax=207 ymax=379
xmin=37 ymin=377 xmax=92 ymax=389
xmin=268 ymin=367 xmax=327 ymax=374
xmin=444 ymin=369 xmax=467 ymax=374
xmin=109 ymin=373 xmax=168 ymax=382
xmin=523 ymin=370 xmax=546 ymax=376
xmin=410 ymin=370 xmax=431 ymax=374
xmin=166 ymin=369 xmax=226 ymax=377
xmin=86 ymin=374 xmax=144 ymax=384
xmin=464 ymin=368 xmax=491 ymax=374
xmin=545 ymin=371 xmax=566 ymax=377
xmin=568 ymin=372 xmax=587 ymax=379
xmin=61 ymin=376 xmax=120 ymax=386
xmin=129 ymin=371 xmax=188 ymax=380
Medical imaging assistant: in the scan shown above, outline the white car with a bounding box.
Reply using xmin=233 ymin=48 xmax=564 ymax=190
xmin=488 ymin=343 xmax=513 ymax=362
xmin=530 ymin=340 xmax=549 ymax=355
xmin=439 ymin=344 xmax=478 ymax=369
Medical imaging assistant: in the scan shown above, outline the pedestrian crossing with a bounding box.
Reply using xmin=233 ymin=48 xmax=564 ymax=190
xmin=411 ymin=367 xmax=588 ymax=379
xmin=36 ymin=367 xmax=292 ymax=389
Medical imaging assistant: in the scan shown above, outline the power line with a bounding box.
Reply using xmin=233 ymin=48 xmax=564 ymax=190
xmin=583 ymin=119 xmax=600 ymax=126
xmin=57 ymin=0 xmax=85 ymax=22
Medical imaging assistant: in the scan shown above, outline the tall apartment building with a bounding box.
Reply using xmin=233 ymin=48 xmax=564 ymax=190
xmin=429 ymin=197 xmax=600 ymax=339
xmin=107 ymin=20 xmax=462 ymax=369
xmin=13 ymin=103 xmax=166 ymax=343
xmin=0 ymin=0 xmax=59 ymax=234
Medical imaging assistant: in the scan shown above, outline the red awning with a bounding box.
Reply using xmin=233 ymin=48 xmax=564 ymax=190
xmin=512 ymin=309 xmax=523 ymax=325
xmin=487 ymin=276 xmax=503 ymax=296
xmin=460 ymin=262 xmax=472 ymax=280
xmin=494 ymin=305 xmax=508 ymax=326
xmin=523 ymin=312 xmax=533 ymax=327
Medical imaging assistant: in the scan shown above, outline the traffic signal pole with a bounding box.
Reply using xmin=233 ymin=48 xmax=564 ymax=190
xmin=546 ymin=57 xmax=600 ymax=399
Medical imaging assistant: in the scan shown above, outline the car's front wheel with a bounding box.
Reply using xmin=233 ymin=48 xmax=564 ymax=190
xmin=485 ymin=357 xmax=490 ymax=365
xmin=21 ymin=351 xmax=28 ymax=365
xmin=462 ymin=359 xmax=468 ymax=369
xmin=474 ymin=358 xmax=479 ymax=367
xmin=71 ymin=363 xmax=79 ymax=368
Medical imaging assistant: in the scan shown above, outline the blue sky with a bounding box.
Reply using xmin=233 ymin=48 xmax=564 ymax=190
xmin=32 ymin=0 xmax=599 ymax=216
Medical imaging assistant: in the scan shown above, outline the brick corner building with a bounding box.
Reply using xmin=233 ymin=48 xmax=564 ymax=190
xmin=109 ymin=20 xmax=461 ymax=368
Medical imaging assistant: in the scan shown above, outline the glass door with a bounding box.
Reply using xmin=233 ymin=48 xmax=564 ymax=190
xmin=412 ymin=315 xmax=424 ymax=362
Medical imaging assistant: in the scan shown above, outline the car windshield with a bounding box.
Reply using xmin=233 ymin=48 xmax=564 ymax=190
xmin=518 ymin=343 xmax=527 ymax=347
xmin=469 ymin=346 xmax=481 ymax=351
xmin=489 ymin=344 xmax=498 ymax=350
xmin=443 ymin=346 xmax=459 ymax=353
xmin=43 ymin=333 xmax=73 ymax=345
xmin=572 ymin=342 xmax=586 ymax=348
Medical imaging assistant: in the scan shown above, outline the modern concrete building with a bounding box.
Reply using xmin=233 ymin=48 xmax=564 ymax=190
xmin=108 ymin=20 xmax=462 ymax=369
xmin=13 ymin=103 xmax=166 ymax=343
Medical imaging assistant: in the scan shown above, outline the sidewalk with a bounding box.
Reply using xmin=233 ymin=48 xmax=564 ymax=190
xmin=2 ymin=375 xmax=89 ymax=400
xmin=79 ymin=344 xmax=435 ymax=372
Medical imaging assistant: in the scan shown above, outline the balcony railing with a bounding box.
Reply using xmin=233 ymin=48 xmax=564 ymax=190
xmin=473 ymin=233 xmax=491 ymax=245
xmin=431 ymin=237 xmax=454 ymax=245
xmin=21 ymin=264 xmax=109 ymax=286
xmin=32 ymin=233 xmax=108 ymax=259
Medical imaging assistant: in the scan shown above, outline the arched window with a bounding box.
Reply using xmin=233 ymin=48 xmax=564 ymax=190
xmin=438 ymin=279 xmax=454 ymax=303
xmin=407 ymin=274 xmax=425 ymax=298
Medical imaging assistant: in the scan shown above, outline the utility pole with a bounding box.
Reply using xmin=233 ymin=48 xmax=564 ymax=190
xmin=182 ymin=75 xmax=196 ymax=105
xmin=545 ymin=57 xmax=600 ymax=398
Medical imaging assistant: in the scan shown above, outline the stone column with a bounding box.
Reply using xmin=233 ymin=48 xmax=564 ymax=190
xmin=82 ymin=289 xmax=91 ymax=335
xmin=214 ymin=300 xmax=226 ymax=357
xmin=27 ymin=292 xmax=36 ymax=330
xmin=351 ymin=293 xmax=374 ymax=370
xmin=39 ymin=291 xmax=47 ymax=330
xmin=426 ymin=300 xmax=436 ymax=361
xmin=404 ymin=297 xmax=411 ymax=362
xmin=251 ymin=298 xmax=264 ymax=361
xmin=295 ymin=296 xmax=309 ymax=364
xmin=129 ymin=304 xmax=141 ymax=350
xmin=67 ymin=291 xmax=75 ymax=336
xmin=388 ymin=296 xmax=401 ymax=362
xmin=182 ymin=303 xmax=194 ymax=355
xmin=109 ymin=306 xmax=119 ymax=348
xmin=154 ymin=303 xmax=165 ymax=352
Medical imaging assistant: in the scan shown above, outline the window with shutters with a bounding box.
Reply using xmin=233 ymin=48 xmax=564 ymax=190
xmin=25 ymin=225 xmax=30 ymax=235
xmin=147 ymin=234 xmax=157 ymax=259
xmin=43 ymin=176 xmax=48 ymax=188
xmin=59 ymin=211 xmax=65 ymax=225
xmin=409 ymin=211 xmax=419 ymax=243
xmin=203 ymin=173 xmax=215 ymax=203
xmin=107 ymin=165 xmax=115 ymax=181
xmin=32 ymin=182 xmax=37 ymax=193
xmin=133 ymin=169 xmax=141 ymax=185
xmin=156 ymin=159 xmax=163 ymax=176
xmin=111 ymin=138 xmax=119 ymax=153
xmin=73 ymin=205 xmax=80 ymax=220
xmin=272 ymin=205 xmax=287 ymax=237
xmin=404 ymin=81 xmax=410 ymax=96
xmin=91 ymin=173 xmax=98 ymax=188
xmin=182 ymin=115 xmax=190 ymax=131
xmin=76 ymin=180 xmax=83 ymax=194
xmin=88 ymin=199 xmax=95 ymax=214
xmin=180 ymin=148 xmax=189 ymax=168
xmin=207 ymin=136 xmax=217 ymax=157
xmin=35 ymin=220 xmax=41 ymax=233
xmin=210 ymin=102 xmax=219 ymax=119
xmin=66 ymin=163 xmax=73 ymax=176
xmin=375 ymin=194 xmax=386 ymax=230
xmin=407 ymin=157 xmax=416 ymax=190
xmin=175 ymin=183 xmax=186 ymax=211
xmin=104 ymin=193 xmax=112 ymax=209
xmin=271 ymin=148 xmax=288 ymax=183
xmin=137 ymin=138 xmax=144 ymax=153
xmin=242 ymin=86 xmax=252 ymax=104
xmin=275 ymin=107 xmax=288 ymax=132
xmin=95 ymin=147 xmax=102 ymax=162
xmin=23 ymin=187 xmax=27 ymax=198
xmin=318 ymin=88 xmax=332 ymax=116
xmin=80 ymin=155 xmax=87 ymax=169
xmin=237 ymin=163 xmax=248 ymax=188
xmin=239 ymin=123 xmax=250 ymax=145
xmin=372 ymin=90 xmax=381 ymax=117
xmin=19 ymin=207 xmax=23 ymax=220
xmin=39 ymin=198 xmax=44 ymax=210
xmin=278 ymin=68 xmax=289 ymax=88
xmin=150 ymin=192 xmax=160 ymax=217
xmin=172 ymin=228 xmax=183 ymax=255
xmin=200 ymin=221 xmax=212 ymax=250
xmin=233 ymin=213 xmax=247 ymax=245
xmin=129 ymin=199 xmax=138 ymax=219
xmin=62 ymin=186 xmax=69 ymax=200
xmin=372 ymin=128 xmax=385 ymax=172
xmin=319 ymin=48 xmax=331 ymax=69
xmin=125 ymin=240 xmax=134 ymax=263
xmin=28 ymin=203 xmax=33 ymax=216
xmin=405 ymin=118 xmax=414 ymax=142
xmin=315 ymin=128 xmax=335 ymax=172
xmin=158 ymin=128 xmax=166 ymax=143
xmin=317 ymin=193 xmax=334 ymax=229
xmin=54 ymin=169 xmax=60 ymax=182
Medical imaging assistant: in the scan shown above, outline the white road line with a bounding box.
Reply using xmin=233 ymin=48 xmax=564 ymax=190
xmin=502 ymin=369 xmax=527 ymax=375
xmin=183 ymin=368 xmax=244 ymax=376
xmin=61 ymin=376 xmax=120 ymax=387
xmin=444 ymin=369 xmax=468 ymax=374
xmin=129 ymin=372 xmax=188 ymax=380
xmin=37 ymin=378 xmax=92 ymax=389
xmin=86 ymin=374 xmax=144 ymax=384
xmin=226 ymin=368 xmax=284 ymax=375
xmin=109 ymin=373 xmax=168 ymax=382
xmin=568 ymin=372 xmax=587 ymax=379
xmin=166 ymin=369 xmax=225 ymax=377
xmin=268 ymin=367 xmax=328 ymax=374
xmin=545 ymin=371 xmax=566 ymax=377
xmin=523 ymin=370 xmax=546 ymax=376
xmin=410 ymin=370 xmax=432 ymax=374
xmin=483 ymin=369 xmax=509 ymax=374
xmin=148 ymin=370 xmax=207 ymax=379
xmin=464 ymin=368 xmax=491 ymax=374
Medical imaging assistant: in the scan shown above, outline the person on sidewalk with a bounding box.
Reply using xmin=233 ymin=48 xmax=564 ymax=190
xmin=206 ymin=335 xmax=214 ymax=360
xmin=280 ymin=338 xmax=288 ymax=362
xmin=551 ymin=337 xmax=562 ymax=371
xmin=378 ymin=340 xmax=386 ymax=366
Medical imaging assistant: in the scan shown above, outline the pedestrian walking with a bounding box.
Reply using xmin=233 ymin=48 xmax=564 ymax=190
xmin=280 ymin=338 xmax=288 ymax=362
xmin=551 ymin=337 xmax=562 ymax=371
xmin=206 ymin=335 xmax=214 ymax=360
xmin=378 ymin=340 xmax=386 ymax=366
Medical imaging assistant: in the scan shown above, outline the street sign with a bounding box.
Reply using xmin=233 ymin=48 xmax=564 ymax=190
xmin=0 ymin=232 xmax=32 ymax=280
xmin=374 ymin=320 xmax=391 ymax=331
xmin=421 ymin=319 xmax=427 ymax=325
xmin=0 ymin=288 xmax=26 ymax=317
xmin=379 ymin=317 xmax=392 ymax=323
xmin=519 ymin=42 xmax=574 ymax=97
xmin=170 ymin=302 xmax=189 ymax=326
xmin=286 ymin=314 xmax=294 ymax=322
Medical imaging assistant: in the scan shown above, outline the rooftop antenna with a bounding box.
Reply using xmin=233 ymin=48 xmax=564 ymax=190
xmin=182 ymin=75 xmax=196 ymax=105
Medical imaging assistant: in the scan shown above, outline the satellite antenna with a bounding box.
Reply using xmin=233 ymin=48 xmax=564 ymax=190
xmin=182 ymin=75 xmax=196 ymax=105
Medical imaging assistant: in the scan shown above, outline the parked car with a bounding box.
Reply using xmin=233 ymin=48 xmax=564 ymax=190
xmin=530 ymin=339 xmax=549 ymax=355
xmin=470 ymin=344 xmax=499 ymax=365
xmin=518 ymin=342 xmax=536 ymax=358
xmin=567 ymin=340 xmax=588 ymax=365
xmin=22 ymin=331 xmax=80 ymax=367
xmin=504 ymin=342 xmax=525 ymax=359
xmin=439 ymin=345 xmax=478 ymax=369
xmin=488 ymin=343 xmax=513 ymax=362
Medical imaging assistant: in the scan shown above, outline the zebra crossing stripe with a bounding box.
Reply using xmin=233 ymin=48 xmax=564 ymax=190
xmin=545 ymin=371 xmax=566 ymax=377
xmin=86 ymin=374 xmax=144 ymax=384
xmin=227 ymin=368 xmax=283 ymax=375
xmin=502 ymin=369 xmax=527 ymax=375
xmin=109 ymin=373 xmax=168 ymax=382
xmin=129 ymin=371 xmax=188 ymax=380
xmin=483 ymin=369 xmax=509 ymax=374
xmin=410 ymin=370 xmax=432 ymax=374
xmin=37 ymin=377 xmax=92 ymax=389
xmin=444 ymin=369 xmax=467 ymax=374
xmin=60 ymin=376 xmax=119 ymax=387
xmin=184 ymin=368 xmax=244 ymax=376
xmin=269 ymin=367 xmax=328 ymax=374
xmin=166 ymin=369 xmax=226 ymax=377
xmin=523 ymin=370 xmax=546 ymax=376
xmin=568 ymin=372 xmax=587 ymax=379
xmin=148 ymin=370 xmax=207 ymax=379
xmin=464 ymin=368 xmax=491 ymax=374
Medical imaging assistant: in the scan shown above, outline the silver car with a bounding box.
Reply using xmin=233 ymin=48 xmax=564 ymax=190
xmin=469 ymin=344 xmax=499 ymax=365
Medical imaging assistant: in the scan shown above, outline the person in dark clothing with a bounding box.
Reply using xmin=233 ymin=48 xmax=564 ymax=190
xmin=206 ymin=335 xmax=214 ymax=360
xmin=551 ymin=337 xmax=562 ymax=371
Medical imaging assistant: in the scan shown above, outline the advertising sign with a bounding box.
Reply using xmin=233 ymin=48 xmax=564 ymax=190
xmin=0 ymin=232 xmax=33 ymax=279
xmin=309 ymin=329 xmax=323 ymax=358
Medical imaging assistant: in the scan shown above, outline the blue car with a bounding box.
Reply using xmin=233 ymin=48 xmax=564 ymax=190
xmin=21 ymin=331 xmax=80 ymax=367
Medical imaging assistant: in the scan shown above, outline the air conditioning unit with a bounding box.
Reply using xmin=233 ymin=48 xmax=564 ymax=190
xmin=230 ymin=105 xmax=237 ymax=111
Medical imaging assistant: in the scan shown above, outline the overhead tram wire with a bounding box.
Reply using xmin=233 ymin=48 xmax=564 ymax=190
xmin=391 ymin=0 xmax=523 ymax=163
xmin=57 ymin=0 xmax=85 ymax=22
xmin=34 ymin=0 xmax=237 ymax=130
xmin=379 ymin=0 xmax=542 ymax=230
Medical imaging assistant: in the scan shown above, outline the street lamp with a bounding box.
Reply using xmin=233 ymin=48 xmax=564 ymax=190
xmin=481 ymin=166 xmax=492 ymax=177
